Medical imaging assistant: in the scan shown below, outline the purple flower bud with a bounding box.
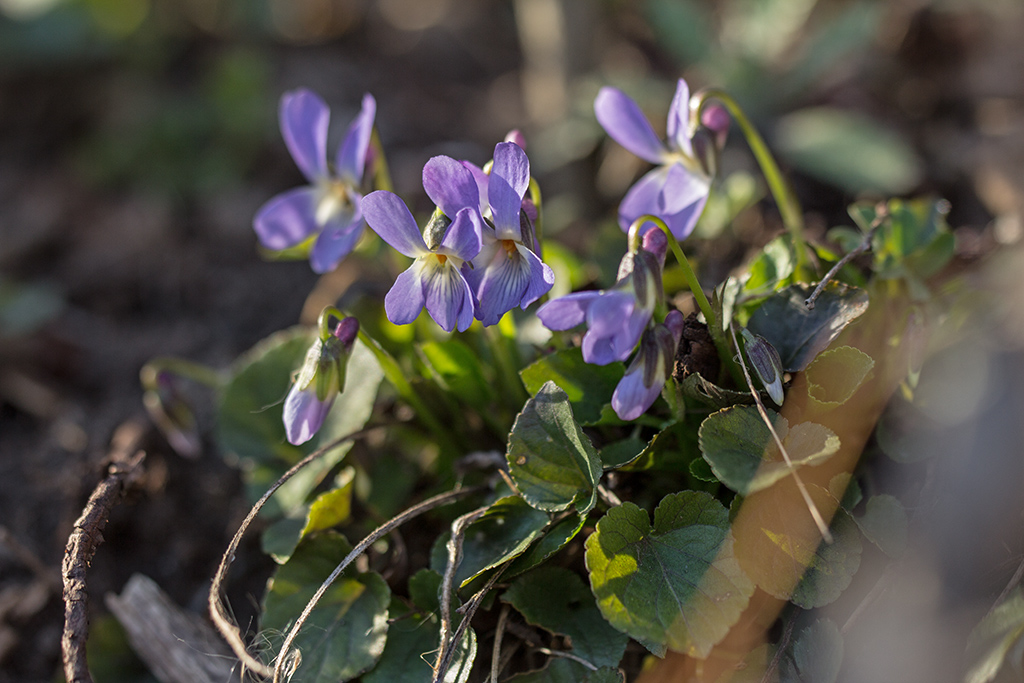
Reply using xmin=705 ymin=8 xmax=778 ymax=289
xmin=504 ymin=129 xmax=527 ymax=150
xmin=140 ymin=367 xmax=201 ymax=459
xmin=701 ymin=104 xmax=730 ymax=149
xmin=612 ymin=310 xmax=685 ymax=420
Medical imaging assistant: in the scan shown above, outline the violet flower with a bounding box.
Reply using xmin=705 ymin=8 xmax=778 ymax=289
xmin=461 ymin=141 xmax=554 ymax=326
xmin=595 ymin=79 xmax=710 ymax=241
xmin=362 ymin=156 xmax=484 ymax=332
xmin=284 ymin=317 xmax=359 ymax=445
xmin=612 ymin=310 xmax=684 ymax=421
xmin=254 ymin=89 xmax=376 ymax=273
xmin=537 ymin=228 xmax=667 ymax=365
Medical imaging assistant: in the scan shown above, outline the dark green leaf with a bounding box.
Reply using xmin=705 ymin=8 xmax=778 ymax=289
xmin=453 ymin=496 xmax=551 ymax=588
xmin=622 ymin=421 xmax=701 ymax=472
xmin=646 ymin=0 xmax=713 ymax=64
xmin=854 ymin=495 xmax=908 ymax=559
xmin=505 ymin=658 xmax=590 ymax=683
xmin=746 ymin=283 xmax=869 ymax=372
xmin=776 ymin=107 xmax=921 ymax=195
xmin=779 ymin=619 xmax=844 ymax=683
xmin=261 ymin=516 xmax=306 ymax=563
xmin=261 ymin=533 xmax=390 ymax=683
xmin=504 ymin=513 xmax=586 ymax=579
xmin=507 ymin=382 xmax=602 ymax=513
xmin=965 ymin=588 xmax=1024 ymax=683
xmin=363 ymin=601 xmax=476 ymax=683
xmin=689 ymin=456 xmax=718 ymax=482
xmin=520 ymin=349 xmax=624 ymax=425
xmin=585 ymin=492 xmax=754 ymax=657
xmin=599 ymin=436 xmax=648 ymax=470
xmin=409 ymin=569 xmax=443 ymax=614
xmin=420 ymin=339 xmax=493 ymax=407
xmin=503 ymin=566 xmax=628 ymax=668
xmin=789 ymin=510 xmax=863 ymax=609
xmin=699 ymin=407 xmax=840 ymax=495
xmin=805 ymin=346 xmax=874 ymax=407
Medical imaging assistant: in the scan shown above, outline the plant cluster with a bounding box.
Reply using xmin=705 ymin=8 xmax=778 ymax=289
xmin=142 ymin=76 xmax=965 ymax=683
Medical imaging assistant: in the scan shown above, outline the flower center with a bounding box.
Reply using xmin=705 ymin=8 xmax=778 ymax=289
xmin=435 ymin=254 xmax=448 ymax=265
xmin=501 ymin=239 xmax=517 ymax=255
xmin=316 ymin=180 xmax=354 ymax=226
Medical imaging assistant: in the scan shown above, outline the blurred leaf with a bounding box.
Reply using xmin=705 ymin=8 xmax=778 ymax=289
xmin=744 ymin=235 xmax=796 ymax=294
xmin=261 ymin=533 xmax=390 ymax=683
xmin=503 ymin=566 xmax=628 ymax=668
xmin=853 ymin=494 xmax=908 ymax=559
xmin=784 ymin=2 xmax=882 ymax=99
xmin=699 ymin=406 xmax=840 ymax=495
xmin=965 ymin=588 xmax=1024 ymax=683
xmin=216 ymin=329 xmax=382 ymax=516
xmin=805 ymin=346 xmax=875 ymax=407
xmin=826 ymin=226 xmax=866 ymax=254
xmin=776 ymin=107 xmax=921 ymax=195
xmin=420 ymin=339 xmax=493 ymax=407
xmin=507 ymin=382 xmax=601 ymax=513
xmin=453 ymin=496 xmax=550 ymax=588
xmin=520 ymin=348 xmax=623 ymax=425
xmin=585 ymin=492 xmax=754 ymax=657
xmin=504 ymin=513 xmax=586 ymax=579
xmin=0 ymin=278 xmax=64 ymax=335
xmin=747 ymin=283 xmax=869 ymax=372
xmin=646 ymin=0 xmax=713 ymax=64
xmin=779 ymin=619 xmax=844 ymax=683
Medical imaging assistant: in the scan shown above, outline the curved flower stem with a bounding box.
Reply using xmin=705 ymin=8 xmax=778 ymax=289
xmin=317 ymin=306 xmax=345 ymax=339
xmin=692 ymin=89 xmax=812 ymax=281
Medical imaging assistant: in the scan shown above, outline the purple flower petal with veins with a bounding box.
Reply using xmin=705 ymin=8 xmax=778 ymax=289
xmin=612 ymin=310 xmax=684 ymax=421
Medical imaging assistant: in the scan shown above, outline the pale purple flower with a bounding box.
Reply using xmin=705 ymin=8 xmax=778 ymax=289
xmin=254 ymin=89 xmax=376 ymax=273
xmin=284 ymin=317 xmax=360 ymax=445
xmin=612 ymin=310 xmax=684 ymax=421
xmin=537 ymin=228 xmax=667 ymax=365
xmin=362 ymin=156 xmax=484 ymax=332
xmin=461 ymin=142 xmax=554 ymax=326
xmin=595 ymin=79 xmax=710 ymax=240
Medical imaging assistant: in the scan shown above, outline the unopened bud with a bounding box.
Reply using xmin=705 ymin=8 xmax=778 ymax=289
xmin=701 ymin=104 xmax=730 ymax=149
xmin=504 ymin=129 xmax=527 ymax=150
xmin=741 ymin=328 xmax=784 ymax=405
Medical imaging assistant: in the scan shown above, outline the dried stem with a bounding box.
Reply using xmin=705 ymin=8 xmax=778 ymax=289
xmin=490 ymin=603 xmax=511 ymax=683
xmin=759 ymin=612 xmax=798 ymax=683
xmin=805 ymin=204 xmax=888 ymax=309
xmin=209 ymin=426 xmax=380 ymax=679
xmin=535 ymin=648 xmax=599 ymax=671
xmin=436 ymin=505 xmax=489 ymax=675
xmin=62 ymin=420 xmax=148 ymax=683
xmin=273 ymin=486 xmax=485 ymax=683
xmin=434 ymin=564 xmax=508 ymax=683
xmin=729 ymin=324 xmax=833 ymax=543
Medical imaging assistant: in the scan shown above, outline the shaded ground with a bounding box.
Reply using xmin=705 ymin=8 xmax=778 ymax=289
xmin=1 ymin=1 xmax=1023 ymax=680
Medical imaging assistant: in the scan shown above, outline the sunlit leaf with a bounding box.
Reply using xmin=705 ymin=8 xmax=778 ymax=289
xmin=261 ymin=533 xmax=389 ymax=683
xmin=585 ymin=492 xmax=754 ymax=657
xmin=805 ymin=345 xmax=875 ymax=407
xmin=746 ymin=283 xmax=869 ymax=372
xmin=699 ymin=406 xmax=840 ymax=495
xmin=503 ymin=566 xmax=628 ymax=668
xmin=776 ymin=107 xmax=921 ymax=195
xmin=520 ymin=348 xmax=623 ymax=425
xmin=507 ymin=382 xmax=601 ymax=513
xmin=745 ymin=235 xmax=796 ymax=294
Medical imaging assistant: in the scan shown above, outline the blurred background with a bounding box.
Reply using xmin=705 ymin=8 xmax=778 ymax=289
xmin=1 ymin=0 xmax=1023 ymax=680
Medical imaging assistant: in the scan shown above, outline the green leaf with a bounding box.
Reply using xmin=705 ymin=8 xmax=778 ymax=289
xmin=503 ymin=566 xmax=628 ymax=668
xmin=689 ymin=456 xmax=718 ymax=482
xmin=735 ymin=486 xmax=862 ymax=608
xmin=504 ymin=513 xmax=586 ymax=579
xmin=599 ymin=435 xmax=648 ymax=470
xmin=805 ymin=346 xmax=874 ymax=407
xmin=505 ymin=658 xmax=594 ymax=683
xmin=699 ymin=406 xmax=840 ymax=495
xmin=622 ymin=421 xmax=701 ymax=472
xmin=217 ymin=329 xmax=383 ymax=516
xmin=507 ymin=382 xmax=602 ymax=513
xmin=261 ymin=532 xmax=390 ymax=683
xmin=744 ymin=235 xmax=796 ymax=294
xmin=303 ymin=467 xmax=356 ymax=536
xmin=965 ymin=588 xmax=1024 ymax=683
xmin=453 ymin=496 xmax=551 ymax=588
xmin=520 ymin=349 xmax=624 ymax=425
xmin=779 ymin=619 xmax=844 ymax=683
xmin=261 ymin=516 xmax=307 ymax=563
xmin=853 ymin=494 xmax=908 ymax=559
xmin=363 ymin=601 xmax=476 ymax=683
xmin=419 ymin=339 xmax=493 ymax=407
xmin=585 ymin=492 xmax=754 ymax=657
xmin=746 ymin=283 xmax=869 ymax=372
xmin=680 ymin=372 xmax=755 ymax=409
xmin=646 ymin=0 xmax=713 ymax=64
xmin=775 ymin=107 xmax=922 ymax=195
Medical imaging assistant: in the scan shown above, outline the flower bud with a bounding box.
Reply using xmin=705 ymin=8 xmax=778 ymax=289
xmin=741 ymin=328 xmax=785 ymax=405
xmin=140 ymin=366 xmax=201 ymax=458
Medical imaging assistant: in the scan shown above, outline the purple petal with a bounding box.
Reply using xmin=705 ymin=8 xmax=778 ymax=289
xmin=617 ymin=166 xmax=669 ymax=232
xmin=283 ymin=383 xmax=334 ymax=445
xmin=253 ymin=186 xmax=319 ymax=250
xmin=363 ymin=190 xmax=428 ymax=258
xmin=517 ymin=244 xmax=554 ymax=308
xmin=422 ymin=156 xmax=481 ymax=218
xmin=612 ymin=363 xmax=663 ymax=421
xmin=461 ymin=161 xmax=489 ymax=215
xmin=489 ymin=142 xmax=530 ymax=240
xmin=439 ymin=207 xmax=483 ymax=261
xmin=594 ymin=87 xmax=667 ymax=165
xmin=280 ymin=89 xmax=329 ymax=183
xmin=665 ymin=79 xmax=693 ymax=157
xmin=335 ymin=93 xmax=376 ymax=183
xmin=475 ymin=246 xmax=532 ymax=326
xmin=385 ymin=261 xmax=427 ymax=325
xmin=421 ymin=259 xmax=474 ymax=332
xmin=663 ymin=189 xmax=709 ymax=242
xmin=658 ymin=163 xmax=710 ymax=216
xmin=537 ymin=290 xmax=601 ymax=331
xmin=583 ymin=292 xmax=637 ymax=365
xmin=310 ymin=218 xmax=365 ymax=274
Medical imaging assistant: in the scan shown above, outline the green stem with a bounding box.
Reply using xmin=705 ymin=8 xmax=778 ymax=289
xmin=693 ymin=89 xmax=811 ymax=280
